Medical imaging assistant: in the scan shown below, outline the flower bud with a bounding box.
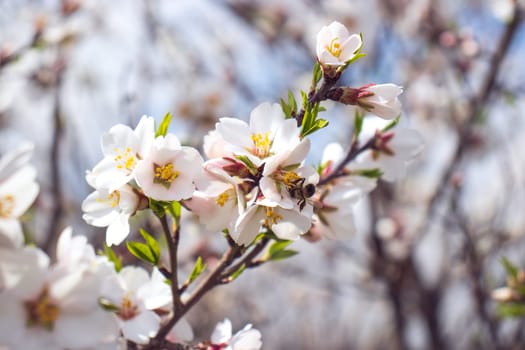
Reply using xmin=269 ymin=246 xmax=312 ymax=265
xmin=329 ymin=84 xmax=403 ymax=120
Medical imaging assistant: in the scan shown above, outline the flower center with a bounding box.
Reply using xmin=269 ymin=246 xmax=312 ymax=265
xmin=117 ymin=295 xmax=139 ymax=321
xmin=0 ymin=194 xmax=15 ymax=218
xmin=282 ymin=171 xmax=301 ymax=186
xmin=264 ymin=207 xmax=283 ymax=227
xmin=250 ymin=132 xmax=272 ymax=158
xmin=216 ymin=190 xmax=231 ymax=207
xmin=24 ymin=287 xmax=60 ymax=330
xmin=154 ymin=163 xmax=180 ymax=189
xmin=114 ymin=147 xmax=137 ymax=173
xmin=327 ymin=37 xmax=342 ymax=58
xmin=97 ymin=191 xmax=120 ymax=208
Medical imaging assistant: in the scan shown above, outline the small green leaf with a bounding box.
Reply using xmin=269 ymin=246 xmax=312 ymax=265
xmin=352 ymin=168 xmax=383 ymax=178
xmin=269 ymin=240 xmax=293 ymax=256
xmin=288 ymin=90 xmax=297 ymax=115
xmin=497 ymin=302 xmax=525 ymax=318
xmin=155 ymin=112 xmax=172 ymax=137
xmin=501 ymin=257 xmax=519 ymax=279
xmin=311 ymin=61 xmax=322 ymax=89
xmin=264 ymin=240 xmax=299 ymax=262
xmin=235 ymin=155 xmax=258 ymax=174
xmin=229 ymin=263 xmax=246 ymax=281
xmin=166 ymin=201 xmax=181 ymax=220
xmin=269 ymin=249 xmax=298 ymax=261
xmin=382 ymin=116 xmax=400 ymax=132
xmin=103 ymin=245 xmax=122 ymax=272
xmin=188 ymin=256 xmax=207 ymax=284
xmin=126 ymin=241 xmax=158 ymax=265
xmin=99 ymin=298 xmax=120 ymax=312
xmin=353 ymin=109 xmax=364 ymax=140
xmin=139 ymin=229 xmax=160 ymax=265
xmin=280 ymin=97 xmax=291 ymax=118
xmin=149 ymin=198 xmax=166 ymax=217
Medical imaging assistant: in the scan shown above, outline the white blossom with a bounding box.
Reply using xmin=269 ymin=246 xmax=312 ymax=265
xmin=357 ymin=83 xmax=403 ymax=120
xmin=0 ymin=143 xmax=39 ymax=248
xmin=100 ymin=266 xmax=172 ymax=345
xmin=134 ymin=134 xmax=203 ymax=201
xmin=234 ymin=204 xmax=312 ymax=245
xmin=215 ymin=102 xmax=300 ymax=166
xmin=90 ymin=116 xmax=155 ymax=193
xmin=0 ymin=229 xmax=118 ymax=350
xmin=82 ymin=173 xmax=140 ymax=246
xmin=316 ymin=21 xmax=362 ymax=69
xmin=210 ymin=318 xmax=262 ymax=350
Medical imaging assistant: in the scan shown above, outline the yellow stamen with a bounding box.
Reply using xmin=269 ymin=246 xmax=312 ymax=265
xmin=250 ymin=132 xmax=272 ymax=158
xmin=264 ymin=207 xmax=283 ymax=227
xmin=154 ymin=163 xmax=180 ymax=189
xmin=114 ymin=147 xmax=137 ymax=172
xmin=216 ymin=191 xmax=230 ymax=207
xmin=0 ymin=194 xmax=15 ymax=218
xmin=96 ymin=191 xmax=120 ymax=208
xmin=282 ymin=171 xmax=301 ymax=186
xmin=327 ymin=37 xmax=342 ymax=57
xmin=24 ymin=287 xmax=60 ymax=330
xmin=117 ymin=295 xmax=138 ymax=321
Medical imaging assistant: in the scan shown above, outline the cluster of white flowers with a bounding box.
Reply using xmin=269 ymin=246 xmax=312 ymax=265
xmin=0 ymin=20 xmax=424 ymax=350
xmin=82 ymin=116 xmax=203 ymax=246
xmin=0 ymin=147 xmax=257 ymax=349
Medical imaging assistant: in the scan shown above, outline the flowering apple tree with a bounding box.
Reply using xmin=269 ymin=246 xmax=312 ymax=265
xmin=0 ymin=21 xmax=423 ymax=350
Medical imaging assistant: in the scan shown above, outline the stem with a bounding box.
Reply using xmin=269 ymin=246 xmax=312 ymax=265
xmin=145 ymin=245 xmax=241 ymax=350
xmin=152 ymin=214 xmax=182 ymax=343
xmin=318 ymin=137 xmax=376 ymax=186
xmin=295 ymin=74 xmax=339 ymax=126
xmin=220 ymin=238 xmax=269 ymax=279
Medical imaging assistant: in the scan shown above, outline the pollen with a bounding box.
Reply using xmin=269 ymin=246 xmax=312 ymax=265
xmin=216 ymin=191 xmax=230 ymax=207
xmin=0 ymin=194 xmax=15 ymax=218
xmin=264 ymin=207 xmax=283 ymax=227
xmin=24 ymin=287 xmax=60 ymax=330
xmin=117 ymin=295 xmax=138 ymax=321
xmin=327 ymin=37 xmax=342 ymax=58
xmin=114 ymin=147 xmax=137 ymax=172
xmin=282 ymin=171 xmax=301 ymax=186
xmin=250 ymin=132 xmax=272 ymax=158
xmin=154 ymin=163 xmax=180 ymax=189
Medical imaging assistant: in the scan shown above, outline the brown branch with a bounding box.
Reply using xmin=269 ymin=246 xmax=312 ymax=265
xmin=43 ymin=60 xmax=66 ymax=257
xmin=220 ymin=238 xmax=270 ymax=280
xmin=152 ymin=213 xmax=183 ymax=343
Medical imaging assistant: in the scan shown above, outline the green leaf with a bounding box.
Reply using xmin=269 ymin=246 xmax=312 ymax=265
xmin=188 ymin=256 xmax=207 ymax=284
xmin=126 ymin=241 xmax=158 ymax=265
xmin=352 ymin=168 xmax=383 ymax=178
xmin=501 ymin=257 xmax=519 ymax=279
xmin=264 ymin=240 xmax=298 ymax=261
xmin=149 ymin=198 xmax=166 ymax=217
xmin=229 ymin=263 xmax=246 ymax=281
xmin=269 ymin=249 xmax=298 ymax=261
xmin=269 ymin=240 xmax=292 ymax=255
xmin=353 ymin=109 xmax=364 ymax=140
xmin=288 ymin=91 xmax=297 ymax=114
xmin=280 ymin=97 xmax=292 ymax=118
xmin=99 ymin=298 xmax=120 ymax=312
xmin=166 ymin=201 xmax=181 ymax=220
xmin=103 ymin=245 xmax=122 ymax=272
xmin=235 ymin=154 xmax=258 ymax=174
xmin=497 ymin=303 xmax=525 ymax=318
xmin=139 ymin=229 xmax=160 ymax=265
xmin=311 ymin=61 xmax=322 ymax=89
xmin=382 ymin=116 xmax=400 ymax=132
xmin=155 ymin=112 xmax=172 ymax=137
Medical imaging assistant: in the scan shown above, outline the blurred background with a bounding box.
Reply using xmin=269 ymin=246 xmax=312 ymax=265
xmin=1 ymin=0 xmax=525 ymax=349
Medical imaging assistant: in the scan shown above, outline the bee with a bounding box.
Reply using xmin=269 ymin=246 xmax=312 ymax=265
xmin=287 ymin=177 xmax=316 ymax=211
